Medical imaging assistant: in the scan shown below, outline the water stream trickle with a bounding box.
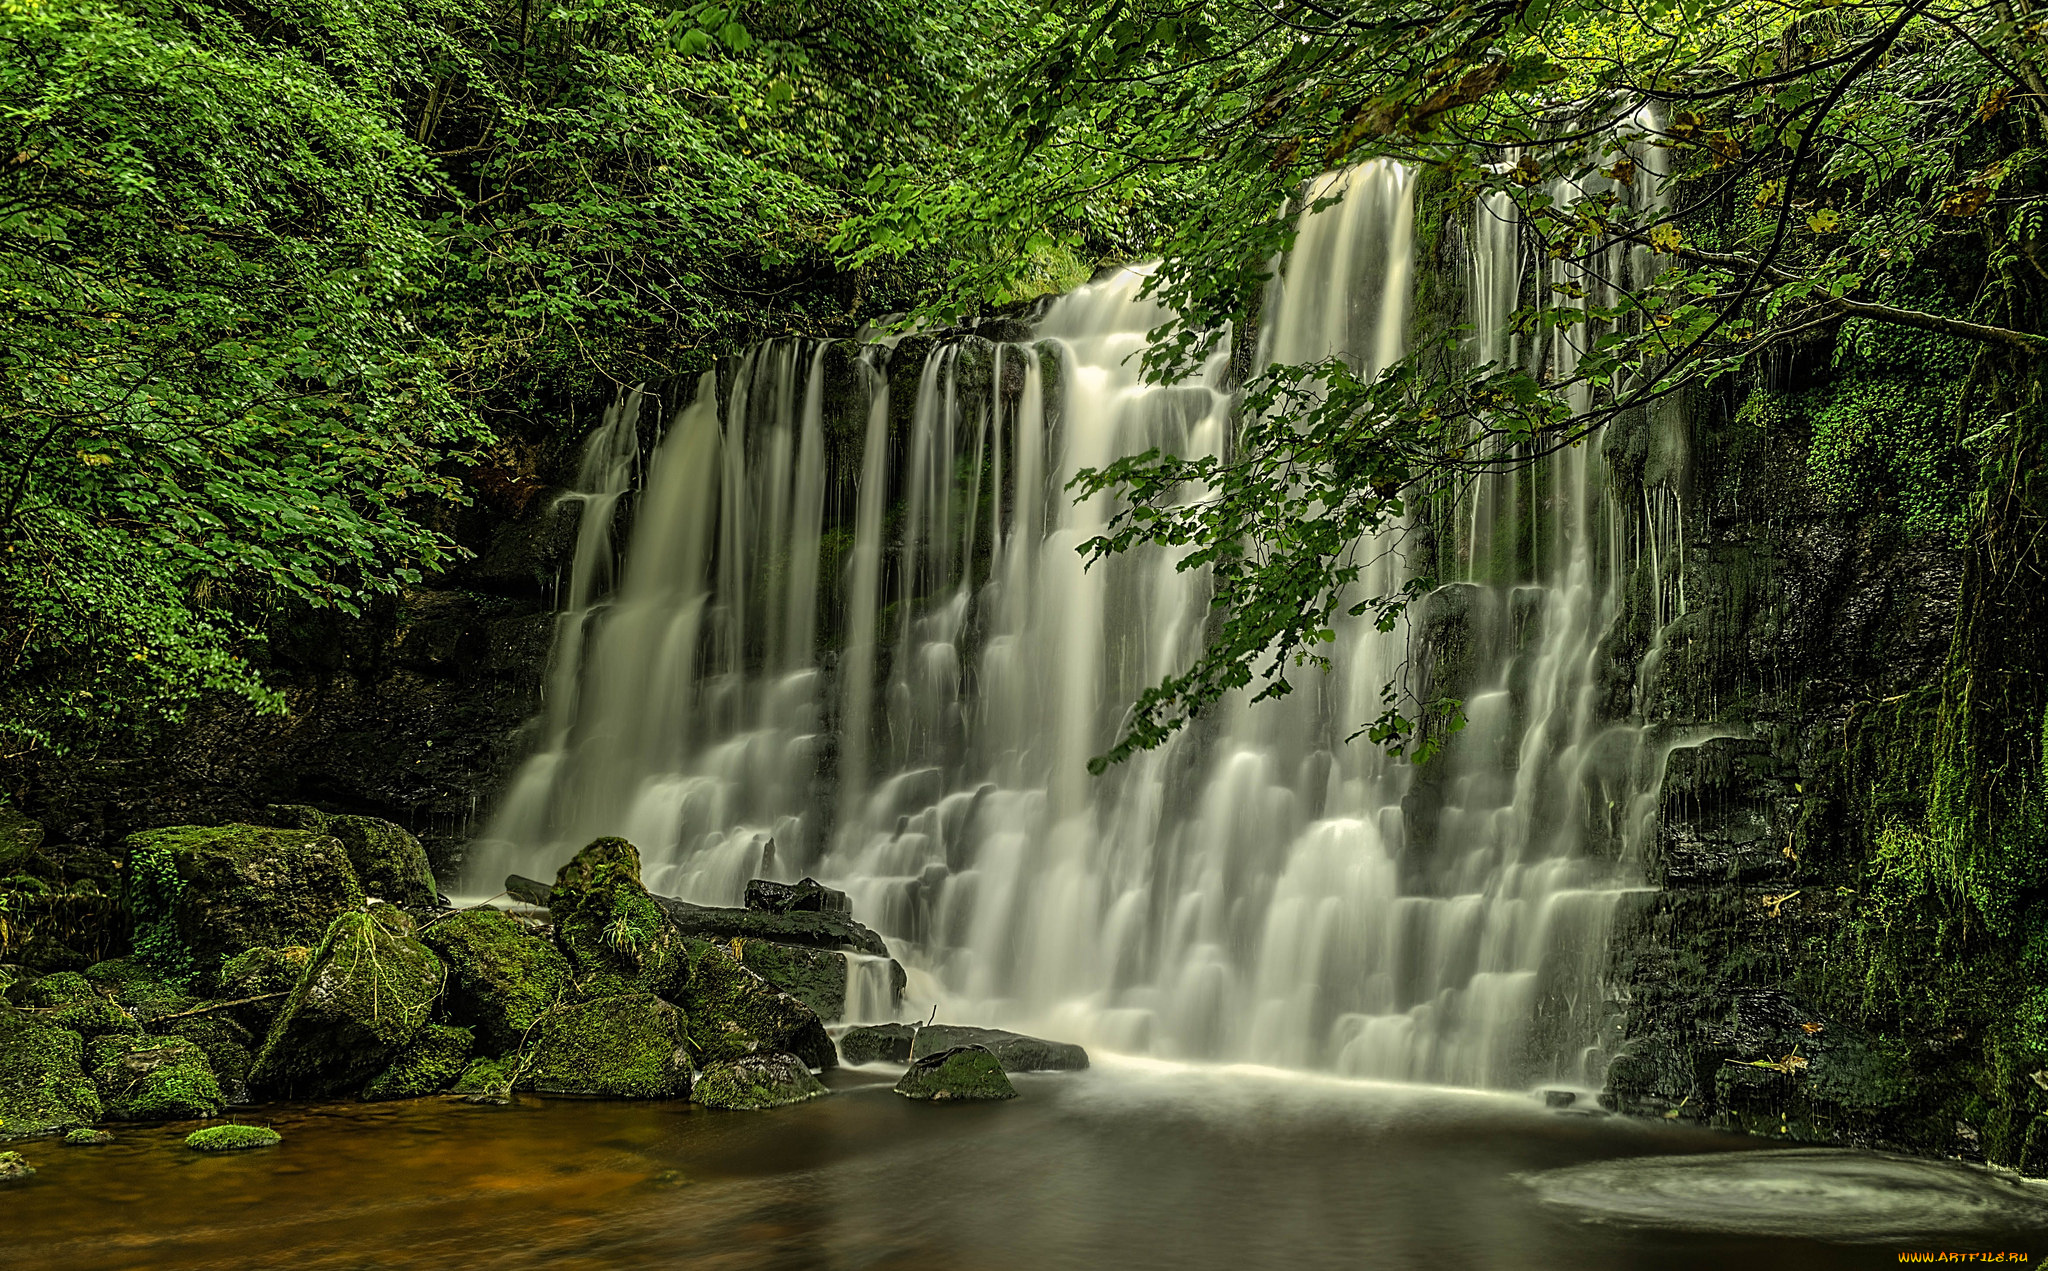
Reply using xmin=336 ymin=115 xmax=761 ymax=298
xmin=466 ymin=152 xmax=1699 ymax=1090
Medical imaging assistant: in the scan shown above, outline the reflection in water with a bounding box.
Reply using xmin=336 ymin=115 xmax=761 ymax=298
xmin=9 ymin=1066 xmax=2041 ymax=1269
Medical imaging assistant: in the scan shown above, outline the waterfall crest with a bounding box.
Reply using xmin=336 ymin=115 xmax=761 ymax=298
xmin=466 ymin=153 xmax=1694 ymax=1088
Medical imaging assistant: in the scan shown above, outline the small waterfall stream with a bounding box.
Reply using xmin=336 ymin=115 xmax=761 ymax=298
xmin=466 ymin=152 xmax=1697 ymax=1089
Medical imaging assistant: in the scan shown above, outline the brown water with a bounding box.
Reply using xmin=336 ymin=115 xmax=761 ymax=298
xmin=6 ymin=1059 xmax=2044 ymax=1270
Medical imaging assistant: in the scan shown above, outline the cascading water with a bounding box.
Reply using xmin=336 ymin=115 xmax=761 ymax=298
xmin=467 ymin=150 xmax=1697 ymax=1089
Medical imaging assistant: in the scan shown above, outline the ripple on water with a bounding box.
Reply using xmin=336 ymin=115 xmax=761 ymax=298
xmin=1523 ymin=1146 xmax=2048 ymax=1242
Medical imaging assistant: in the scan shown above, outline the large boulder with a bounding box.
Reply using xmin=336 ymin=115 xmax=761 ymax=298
xmin=126 ymin=825 xmax=364 ymax=979
xmin=693 ymin=1052 xmax=827 ymax=1110
xmin=89 ymin=1033 xmax=223 ymax=1121
xmin=893 ymin=1046 xmax=1016 ymax=1101
xmin=82 ymin=959 xmax=188 ymax=1016
xmin=215 ymin=946 xmax=313 ymax=1033
xmin=362 ymin=1023 xmax=472 ymax=1101
xmin=0 ymin=1011 xmax=100 ymax=1137
xmin=166 ymin=1015 xmax=256 ymax=1105
xmin=519 ymin=995 xmax=692 ymax=1099
xmin=320 ymin=815 xmax=438 ymax=911
xmin=839 ymin=1023 xmax=916 ymax=1065
xmin=674 ymin=939 xmax=834 ymax=1071
xmin=549 ymin=839 xmax=688 ymax=1000
xmin=913 ymin=1025 xmax=1089 ymax=1072
xmin=248 ymin=907 xmax=444 ymax=1099
xmin=421 ymin=907 xmax=570 ymax=1054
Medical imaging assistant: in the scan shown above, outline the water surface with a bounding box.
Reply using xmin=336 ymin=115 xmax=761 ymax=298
xmin=8 ymin=1060 xmax=2043 ymax=1269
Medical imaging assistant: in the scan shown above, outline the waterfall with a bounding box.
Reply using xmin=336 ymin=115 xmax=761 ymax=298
xmin=466 ymin=153 xmax=1694 ymax=1090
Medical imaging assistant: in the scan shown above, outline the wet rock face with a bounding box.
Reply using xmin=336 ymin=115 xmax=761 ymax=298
xmin=519 ymin=994 xmax=692 ymax=1099
xmin=893 ymin=1046 xmax=1016 ymax=1101
xmin=693 ymin=1052 xmax=827 ymax=1110
xmin=911 ymin=1026 xmax=1089 ymax=1072
xmin=838 ymin=1023 xmax=915 ymax=1066
xmin=744 ymin=877 xmax=851 ymax=916
xmin=728 ymin=939 xmax=848 ymax=1021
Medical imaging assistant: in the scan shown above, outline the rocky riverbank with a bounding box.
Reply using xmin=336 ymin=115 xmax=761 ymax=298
xmin=0 ymin=809 xmax=1086 ymax=1156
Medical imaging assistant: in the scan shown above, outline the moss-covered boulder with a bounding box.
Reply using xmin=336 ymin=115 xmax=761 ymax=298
xmin=675 ymin=939 xmax=835 ymax=1071
xmin=838 ymin=1023 xmax=916 ymax=1065
xmin=893 ymin=1045 xmax=1016 ymax=1101
xmin=324 ymin=815 xmax=438 ymax=911
xmin=0 ymin=1148 xmax=33 ymax=1179
xmin=451 ymin=1055 xmax=515 ymax=1102
xmin=419 ymin=907 xmax=569 ymax=1054
xmin=519 ymin=994 xmax=692 ymax=1099
xmin=62 ymin=1128 xmax=112 ymax=1145
xmin=550 ymin=838 xmax=687 ymax=1000
xmin=215 ymin=945 xmax=312 ymax=1033
xmin=692 ymin=1052 xmax=828 ymax=1110
xmin=185 ymin=1123 xmax=279 ymax=1152
xmin=166 ymin=1015 xmax=256 ymax=1105
xmin=25 ymin=972 xmax=139 ymax=1040
xmin=90 ymin=1033 xmax=224 ymax=1121
xmin=248 ymin=907 xmax=444 ymax=1099
xmin=363 ymin=1023 xmax=472 ymax=1100
xmin=126 ymin=825 xmax=365 ymax=980
xmin=731 ymin=940 xmax=847 ymax=1020
xmin=0 ymin=1011 xmax=100 ymax=1137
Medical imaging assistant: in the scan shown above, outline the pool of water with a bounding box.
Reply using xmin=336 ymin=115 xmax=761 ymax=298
xmin=7 ymin=1058 xmax=2044 ymax=1269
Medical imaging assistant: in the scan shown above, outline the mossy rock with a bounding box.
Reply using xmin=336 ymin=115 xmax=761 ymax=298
xmin=451 ymin=1055 xmax=514 ymax=1103
xmin=62 ymin=1128 xmax=112 ymax=1145
xmin=675 ymin=938 xmax=835 ymax=1071
xmin=83 ymin=959 xmax=189 ymax=1013
xmin=324 ymin=815 xmax=438 ymax=911
xmin=0 ymin=1011 xmax=100 ymax=1137
xmin=420 ymin=907 xmax=569 ymax=1054
xmin=893 ymin=1045 xmax=1016 ymax=1102
xmin=127 ymin=825 xmax=365 ymax=977
xmin=692 ymin=1052 xmax=828 ymax=1110
xmin=90 ymin=1033 xmax=224 ymax=1121
xmin=248 ymin=908 xmax=444 ymax=1099
xmin=912 ymin=1025 xmax=1089 ymax=1073
xmin=24 ymin=972 xmax=138 ymax=1040
xmin=550 ymin=838 xmax=688 ymax=1000
xmin=519 ymin=994 xmax=692 ymax=1099
xmin=216 ymin=945 xmax=312 ymax=1033
xmin=0 ymin=1148 xmax=33 ymax=1180
xmin=363 ymin=1023 xmax=472 ymax=1101
xmin=185 ymin=1123 xmax=280 ymax=1152
xmin=731 ymin=940 xmax=846 ymax=1020
xmin=166 ymin=1015 xmax=257 ymax=1105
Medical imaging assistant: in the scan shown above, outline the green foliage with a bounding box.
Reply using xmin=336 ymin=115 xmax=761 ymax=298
xmin=125 ymin=838 xmax=195 ymax=988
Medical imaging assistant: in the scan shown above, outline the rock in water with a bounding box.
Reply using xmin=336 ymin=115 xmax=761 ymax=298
xmin=692 ymin=1052 xmax=828 ymax=1110
xmin=248 ymin=908 xmax=443 ymax=1099
xmin=912 ymin=1025 xmax=1089 ymax=1073
xmin=362 ymin=1024 xmax=473 ymax=1101
xmin=90 ymin=1033 xmax=223 ymax=1121
xmin=893 ymin=1046 xmax=1017 ymax=1101
xmin=651 ymin=896 xmax=890 ymax=958
xmin=674 ymin=939 xmax=835 ymax=1071
xmin=519 ymin=994 xmax=692 ymax=1099
xmin=62 ymin=1128 xmax=113 ymax=1145
xmin=729 ymin=940 xmax=848 ymax=1020
xmin=185 ymin=1124 xmax=280 ymax=1152
xmin=420 ymin=907 xmax=569 ymax=1054
xmin=451 ymin=1056 xmax=514 ymax=1103
xmin=323 ymin=816 xmax=438 ymax=911
xmin=0 ymin=1149 xmax=33 ymax=1180
xmin=0 ymin=1011 xmax=101 ymax=1136
xmin=503 ymin=875 xmax=553 ymax=908
xmin=549 ymin=838 xmax=688 ymax=999
xmin=838 ymin=1023 xmax=916 ymax=1065
xmin=126 ymin=825 xmax=365 ymax=975
xmin=743 ymin=877 xmax=850 ymax=916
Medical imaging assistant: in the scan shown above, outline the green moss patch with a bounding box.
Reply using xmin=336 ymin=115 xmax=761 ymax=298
xmin=0 ymin=1010 xmax=100 ymax=1137
xmin=184 ymin=1123 xmax=280 ymax=1152
xmin=676 ymin=939 xmax=834 ymax=1070
xmin=420 ymin=907 xmax=568 ymax=1054
xmin=362 ymin=1023 xmax=472 ymax=1101
xmin=893 ymin=1045 xmax=1016 ymax=1102
xmin=692 ymin=1052 xmax=826 ymax=1110
xmin=90 ymin=1033 xmax=223 ymax=1121
xmin=519 ymin=994 xmax=691 ymax=1099
xmin=248 ymin=907 xmax=443 ymax=1099
xmin=61 ymin=1128 xmax=112 ymax=1145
